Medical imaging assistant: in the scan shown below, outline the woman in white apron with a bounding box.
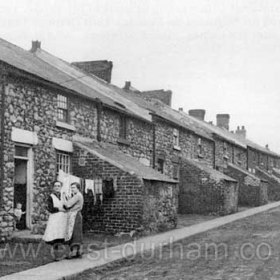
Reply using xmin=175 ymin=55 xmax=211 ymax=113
xmin=43 ymin=181 xmax=67 ymax=260
xmin=64 ymin=182 xmax=84 ymax=259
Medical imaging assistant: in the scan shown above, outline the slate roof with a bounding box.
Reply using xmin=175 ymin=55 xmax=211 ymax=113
xmin=0 ymin=38 xmax=151 ymax=123
xmin=227 ymin=163 xmax=261 ymax=181
xmin=183 ymin=157 xmax=237 ymax=182
xmin=179 ymin=112 xmax=246 ymax=149
xmin=74 ymin=140 xmax=178 ymax=183
xmin=33 ymin=48 xmax=151 ymax=122
xmin=116 ymin=90 xmax=213 ymax=140
xmin=180 ymin=111 xmax=280 ymax=157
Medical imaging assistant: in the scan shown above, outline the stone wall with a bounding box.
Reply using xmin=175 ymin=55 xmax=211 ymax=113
xmin=154 ymin=118 xmax=214 ymax=178
xmin=142 ymin=180 xmax=178 ymax=233
xmin=214 ymin=139 xmax=247 ymax=171
xmin=0 ymin=73 xmax=156 ymax=237
xmin=178 ymin=158 xmax=238 ymax=215
xmin=101 ymin=109 xmax=153 ymax=164
xmin=255 ymin=167 xmax=280 ymax=201
xmin=224 ymin=164 xmax=268 ymax=207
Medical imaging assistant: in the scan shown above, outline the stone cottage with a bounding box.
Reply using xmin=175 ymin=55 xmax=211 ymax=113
xmin=0 ymin=38 xmax=178 ymax=238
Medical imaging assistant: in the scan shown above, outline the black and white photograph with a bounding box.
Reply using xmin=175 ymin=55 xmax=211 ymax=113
xmin=0 ymin=0 xmax=280 ymax=279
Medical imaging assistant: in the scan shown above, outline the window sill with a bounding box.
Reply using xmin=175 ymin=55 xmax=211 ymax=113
xmin=173 ymin=145 xmax=181 ymax=151
xmin=56 ymin=121 xmax=76 ymax=131
xmin=117 ymin=138 xmax=130 ymax=146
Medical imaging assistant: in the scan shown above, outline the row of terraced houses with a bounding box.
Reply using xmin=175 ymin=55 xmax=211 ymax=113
xmin=0 ymin=39 xmax=280 ymax=238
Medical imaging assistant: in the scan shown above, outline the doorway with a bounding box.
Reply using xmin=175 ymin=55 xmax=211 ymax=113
xmin=14 ymin=145 xmax=33 ymax=230
xmin=14 ymin=159 xmax=27 ymax=229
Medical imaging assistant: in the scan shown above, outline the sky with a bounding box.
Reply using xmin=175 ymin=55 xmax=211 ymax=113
xmin=0 ymin=0 xmax=280 ymax=152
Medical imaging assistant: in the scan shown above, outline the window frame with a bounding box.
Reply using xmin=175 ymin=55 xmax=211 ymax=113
xmin=57 ymin=94 xmax=69 ymax=123
xmin=56 ymin=150 xmax=72 ymax=174
xmin=173 ymin=128 xmax=179 ymax=147
xmin=157 ymin=158 xmax=165 ymax=174
xmin=119 ymin=115 xmax=127 ymax=140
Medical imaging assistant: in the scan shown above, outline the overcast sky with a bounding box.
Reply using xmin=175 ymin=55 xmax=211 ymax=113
xmin=1 ymin=0 xmax=280 ymax=152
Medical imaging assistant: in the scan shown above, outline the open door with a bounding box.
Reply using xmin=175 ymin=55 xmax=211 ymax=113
xmin=14 ymin=158 xmax=27 ymax=229
xmin=14 ymin=145 xmax=33 ymax=230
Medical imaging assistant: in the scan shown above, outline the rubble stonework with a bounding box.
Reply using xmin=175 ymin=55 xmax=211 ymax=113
xmin=179 ymin=158 xmax=238 ymax=215
xmin=214 ymin=139 xmax=247 ymax=171
xmin=224 ymin=164 xmax=268 ymax=207
xmin=255 ymin=167 xmax=280 ymax=201
xmin=1 ymin=37 xmax=280 ymax=239
xmin=101 ymin=108 xmax=153 ymax=164
xmin=154 ymin=118 xmax=214 ymax=178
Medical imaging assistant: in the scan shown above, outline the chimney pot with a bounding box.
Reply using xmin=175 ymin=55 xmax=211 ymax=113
xmin=30 ymin=40 xmax=41 ymax=53
xmin=124 ymin=81 xmax=131 ymax=90
xmin=216 ymin=114 xmax=230 ymax=130
xmin=188 ymin=109 xmax=206 ymax=121
xmin=235 ymin=125 xmax=246 ymax=138
xmin=178 ymin=107 xmax=183 ymax=112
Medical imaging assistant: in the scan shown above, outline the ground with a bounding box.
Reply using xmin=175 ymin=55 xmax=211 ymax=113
xmin=0 ymin=212 xmax=218 ymax=277
xmin=78 ymin=207 xmax=280 ymax=280
xmin=0 ymin=232 xmax=134 ymax=277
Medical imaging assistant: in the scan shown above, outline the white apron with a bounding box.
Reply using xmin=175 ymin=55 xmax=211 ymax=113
xmin=43 ymin=194 xmax=67 ymax=242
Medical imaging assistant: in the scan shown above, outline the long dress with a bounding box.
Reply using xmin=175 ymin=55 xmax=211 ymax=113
xmin=43 ymin=193 xmax=67 ymax=244
xmin=64 ymin=192 xmax=84 ymax=246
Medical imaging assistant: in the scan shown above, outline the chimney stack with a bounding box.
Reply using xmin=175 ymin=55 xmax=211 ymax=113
xmin=30 ymin=40 xmax=41 ymax=53
xmin=235 ymin=125 xmax=246 ymax=138
xmin=265 ymin=144 xmax=270 ymax=150
xmin=216 ymin=114 xmax=230 ymax=130
xmin=124 ymin=81 xmax=131 ymax=90
xmin=178 ymin=107 xmax=183 ymax=112
xmin=188 ymin=109 xmax=206 ymax=121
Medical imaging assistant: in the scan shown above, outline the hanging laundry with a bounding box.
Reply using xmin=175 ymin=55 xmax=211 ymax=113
xmin=85 ymin=179 xmax=94 ymax=194
xmin=103 ymin=178 xmax=114 ymax=198
xmin=94 ymin=178 xmax=103 ymax=205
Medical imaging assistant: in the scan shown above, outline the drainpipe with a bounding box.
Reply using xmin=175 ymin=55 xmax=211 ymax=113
xmin=0 ymin=73 xmax=6 ymax=207
xmin=152 ymin=123 xmax=156 ymax=169
xmin=246 ymin=148 xmax=249 ymax=171
xmin=212 ymin=140 xmax=216 ymax=169
xmin=96 ymin=98 xmax=102 ymax=142
xmin=232 ymin=146 xmax=234 ymax=164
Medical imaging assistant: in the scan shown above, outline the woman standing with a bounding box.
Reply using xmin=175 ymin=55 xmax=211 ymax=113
xmin=64 ymin=182 xmax=84 ymax=258
xmin=43 ymin=181 xmax=67 ymax=261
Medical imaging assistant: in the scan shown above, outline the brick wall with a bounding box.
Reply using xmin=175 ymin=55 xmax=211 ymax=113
xmin=73 ymin=144 xmax=144 ymax=233
xmin=72 ymin=60 xmax=113 ymax=83
xmin=178 ymin=159 xmax=238 ymax=215
xmin=73 ymin=144 xmax=178 ymax=234
xmin=224 ymin=164 xmax=268 ymax=207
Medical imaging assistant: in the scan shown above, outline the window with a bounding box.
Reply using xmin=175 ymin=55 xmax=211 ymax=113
xmin=173 ymin=163 xmax=179 ymax=179
xmin=119 ymin=115 xmax=127 ymax=139
xmin=157 ymin=158 xmax=165 ymax=174
xmin=173 ymin=128 xmax=179 ymax=147
xmin=56 ymin=151 xmax=71 ymax=174
xmin=57 ymin=94 xmax=68 ymax=122
xmin=15 ymin=146 xmax=28 ymax=158
xmin=223 ymin=142 xmax=227 ymax=153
